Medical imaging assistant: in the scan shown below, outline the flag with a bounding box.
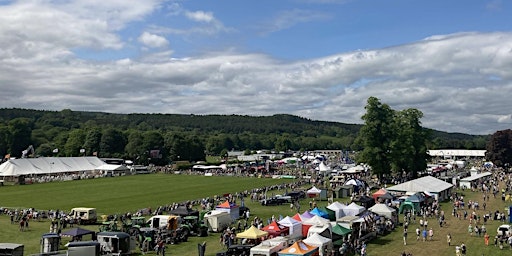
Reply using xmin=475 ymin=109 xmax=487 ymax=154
xmin=52 ymin=148 xmax=59 ymax=153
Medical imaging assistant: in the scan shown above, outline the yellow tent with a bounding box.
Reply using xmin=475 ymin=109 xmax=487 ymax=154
xmin=236 ymin=226 xmax=269 ymax=239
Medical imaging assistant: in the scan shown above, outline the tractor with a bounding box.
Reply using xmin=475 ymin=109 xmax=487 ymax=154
xmin=180 ymin=215 xmax=208 ymax=237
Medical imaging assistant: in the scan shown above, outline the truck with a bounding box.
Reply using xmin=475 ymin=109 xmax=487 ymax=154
xmin=204 ymin=210 xmax=232 ymax=232
xmin=68 ymin=207 xmax=98 ymax=225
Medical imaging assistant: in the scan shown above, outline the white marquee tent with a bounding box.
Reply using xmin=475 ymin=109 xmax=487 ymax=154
xmin=278 ymin=216 xmax=303 ymax=239
xmin=368 ymin=204 xmax=397 ymax=219
xmin=0 ymin=157 xmax=106 ymax=177
xmin=327 ymin=202 xmax=347 ymax=219
xmin=342 ymin=202 xmax=365 ymax=216
xmin=386 ymin=176 xmax=453 ymax=201
xmin=303 ymin=233 xmax=333 ymax=256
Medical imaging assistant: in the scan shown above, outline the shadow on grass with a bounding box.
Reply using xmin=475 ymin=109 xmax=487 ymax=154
xmin=371 ymin=237 xmax=396 ymax=245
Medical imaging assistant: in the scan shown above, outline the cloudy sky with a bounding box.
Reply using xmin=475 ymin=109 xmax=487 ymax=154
xmin=1 ymin=0 xmax=511 ymax=135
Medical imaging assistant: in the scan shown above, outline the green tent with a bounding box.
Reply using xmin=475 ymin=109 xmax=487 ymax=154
xmin=318 ymin=206 xmax=336 ymax=221
xmin=398 ymin=201 xmax=420 ymax=214
xmin=332 ymin=223 xmax=352 ymax=242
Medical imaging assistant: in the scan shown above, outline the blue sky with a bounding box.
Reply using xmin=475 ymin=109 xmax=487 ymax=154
xmin=0 ymin=0 xmax=511 ymax=135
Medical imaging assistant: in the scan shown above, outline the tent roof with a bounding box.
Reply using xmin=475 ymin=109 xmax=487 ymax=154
xmin=278 ymin=216 xmax=301 ymax=226
xmin=95 ymin=164 xmax=129 ymax=171
xmin=368 ymin=204 xmax=396 ymax=218
xmin=386 ymin=176 xmax=453 ymax=193
xmin=372 ymin=188 xmax=393 ymax=199
xmin=60 ymin=227 xmax=95 ymax=237
xmin=168 ymin=205 xmax=199 ymax=217
xmin=318 ymin=162 xmax=330 ymax=171
xmin=236 ymin=226 xmax=268 ymax=239
xmin=309 ymin=208 xmax=329 ymax=219
xmin=301 ymin=211 xmax=314 ymax=219
xmin=460 ymin=172 xmax=492 ymax=181
xmin=217 ymin=201 xmax=237 ymax=208
xmin=0 ymin=157 xmax=106 ymax=177
xmin=262 ymin=221 xmax=289 ymax=236
xmin=303 ymin=233 xmax=332 ymax=246
xmin=302 ymin=215 xmax=330 ymax=226
xmin=279 ymin=240 xmax=318 ymax=255
xmin=327 ymin=202 xmax=346 ymax=211
xmin=306 ymin=186 xmax=321 ymax=194
xmin=332 ymin=224 xmax=352 ymax=236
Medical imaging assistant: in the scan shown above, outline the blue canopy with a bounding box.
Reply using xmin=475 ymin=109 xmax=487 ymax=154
xmin=310 ymin=207 xmax=329 ymax=219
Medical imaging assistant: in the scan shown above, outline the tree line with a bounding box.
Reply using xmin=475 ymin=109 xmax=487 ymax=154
xmin=0 ymin=107 xmax=489 ymax=166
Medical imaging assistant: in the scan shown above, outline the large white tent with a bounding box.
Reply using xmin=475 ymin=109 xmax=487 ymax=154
xmin=0 ymin=157 xmax=106 ymax=177
xmin=386 ymin=176 xmax=453 ymax=201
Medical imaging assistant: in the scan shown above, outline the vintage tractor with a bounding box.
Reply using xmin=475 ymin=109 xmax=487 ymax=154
xmin=98 ymin=220 xmax=120 ymax=232
xmin=180 ymin=216 xmax=208 ymax=237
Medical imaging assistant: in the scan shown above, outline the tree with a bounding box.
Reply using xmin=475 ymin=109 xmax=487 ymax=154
xmin=8 ymin=118 xmax=33 ymax=157
xmin=390 ymin=108 xmax=429 ymax=178
xmin=356 ymin=97 xmax=395 ymax=180
xmin=83 ymin=128 xmax=102 ymax=156
xmin=64 ymin=129 xmax=86 ymax=156
xmin=486 ymin=129 xmax=512 ymax=167
xmin=125 ymin=130 xmax=146 ymax=163
xmin=99 ymin=128 xmax=127 ymax=157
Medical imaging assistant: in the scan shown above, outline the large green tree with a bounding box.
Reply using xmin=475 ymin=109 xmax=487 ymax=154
xmin=390 ymin=108 xmax=429 ymax=178
xmin=357 ymin=97 xmax=395 ymax=180
xmin=486 ymin=129 xmax=512 ymax=167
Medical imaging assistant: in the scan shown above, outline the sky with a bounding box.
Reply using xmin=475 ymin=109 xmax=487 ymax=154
xmin=0 ymin=0 xmax=511 ymax=135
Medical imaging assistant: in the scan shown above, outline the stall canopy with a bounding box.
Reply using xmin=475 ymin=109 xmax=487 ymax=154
xmin=168 ymin=205 xmax=199 ymax=217
xmin=342 ymin=203 xmax=365 ymax=216
xmin=372 ymin=188 xmax=393 ymax=200
xmin=398 ymin=201 xmax=420 ymax=214
xmin=60 ymin=227 xmax=95 ymax=238
xmin=318 ymin=207 xmax=336 ymax=221
xmin=262 ymin=221 xmax=289 ymax=237
xmin=94 ymin=164 xmax=129 ymax=172
xmin=310 ymin=208 xmax=329 ymax=219
xmin=327 ymin=202 xmax=347 ymax=219
xmin=306 ymin=186 xmax=321 ymax=197
xmin=278 ymin=240 xmax=319 ymax=256
xmin=236 ymin=226 xmax=268 ymax=239
xmin=368 ymin=204 xmax=397 ymax=219
xmin=278 ymin=216 xmax=302 ymax=239
xmin=303 ymin=233 xmax=332 ymax=256
xmin=0 ymin=157 xmax=106 ymax=177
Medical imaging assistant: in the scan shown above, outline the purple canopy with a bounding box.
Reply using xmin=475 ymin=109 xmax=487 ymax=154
xmin=301 ymin=210 xmax=314 ymax=219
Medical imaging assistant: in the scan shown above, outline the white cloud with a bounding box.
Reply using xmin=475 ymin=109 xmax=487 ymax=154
xmin=185 ymin=10 xmax=214 ymax=23
xmin=259 ymin=9 xmax=331 ymax=34
xmin=0 ymin=1 xmax=510 ymax=135
xmin=138 ymin=32 xmax=169 ymax=48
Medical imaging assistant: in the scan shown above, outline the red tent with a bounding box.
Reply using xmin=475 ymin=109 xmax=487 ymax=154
xmin=292 ymin=213 xmax=303 ymax=222
xmin=372 ymin=188 xmax=393 ymax=200
xmin=262 ymin=221 xmax=289 ymax=237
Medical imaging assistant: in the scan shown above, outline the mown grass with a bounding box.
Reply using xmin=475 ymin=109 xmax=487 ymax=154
xmin=1 ymin=173 xmax=511 ymax=256
xmin=0 ymin=174 xmax=296 ymax=255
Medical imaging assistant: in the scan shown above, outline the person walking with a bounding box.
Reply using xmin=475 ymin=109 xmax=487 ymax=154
xmin=416 ymin=227 xmax=420 ymax=241
xmin=447 ymin=233 xmax=452 ymax=246
xmin=403 ymin=229 xmax=408 ymax=245
xmin=422 ymin=229 xmax=427 ymax=242
xmin=484 ymin=232 xmax=490 ymax=246
xmin=428 ymin=228 xmax=434 ymax=241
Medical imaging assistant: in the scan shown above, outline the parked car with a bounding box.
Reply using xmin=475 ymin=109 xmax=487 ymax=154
xmin=260 ymin=197 xmax=287 ymax=206
xmin=286 ymin=191 xmax=306 ymax=200
xmin=216 ymin=244 xmax=253 ymax=256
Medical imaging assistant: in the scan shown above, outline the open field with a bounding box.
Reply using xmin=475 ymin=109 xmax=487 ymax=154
xmin=0 ymin=173 xmax=297 ymax=255
xmin=0 ymin=173 xmax=511 ymax=256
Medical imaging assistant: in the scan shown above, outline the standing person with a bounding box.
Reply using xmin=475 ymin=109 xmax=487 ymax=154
xmin=428 ymin=228 xmax=434 ymax=241
xmin=484 ymin=232 xmax=490 ymax=246
xmin=403 ymin=229 xmax=408 ymax=245
xmin=447 ymin=233 xmax=452 ymax=246
xmin=416 ymin=227 xmax=420 ymax=241
xmin=460 ymin=242 xmax=467 ymax=256
xmin=422 ymin=229 xmax=427 ymax=242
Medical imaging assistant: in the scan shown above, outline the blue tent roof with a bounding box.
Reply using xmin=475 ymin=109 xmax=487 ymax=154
xmin=310 ymin=207 xmax=329 ymax=219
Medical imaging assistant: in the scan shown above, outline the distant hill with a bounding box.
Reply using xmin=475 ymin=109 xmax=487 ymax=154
xmin=0 ymin=108 xmax=488 ymax=159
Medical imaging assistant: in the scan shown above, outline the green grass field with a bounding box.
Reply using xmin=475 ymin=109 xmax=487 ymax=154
xmin=1 ymin=173 xmax=511 ymax=256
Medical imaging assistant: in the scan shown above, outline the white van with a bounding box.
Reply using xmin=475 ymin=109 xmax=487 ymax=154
xmin=146 ymin=215 xmax=181 ymax=230
xmin=69 ymin=207 xmax=97 ymax=225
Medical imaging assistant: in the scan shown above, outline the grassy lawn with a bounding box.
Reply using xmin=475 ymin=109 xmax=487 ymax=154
xmin=366 ymin=186 xmax=512 ymax=256
xmin=1 ymin=173 xmax=510 ymax=256
xmin=0 ymin=174 xmax=297 ymax=255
